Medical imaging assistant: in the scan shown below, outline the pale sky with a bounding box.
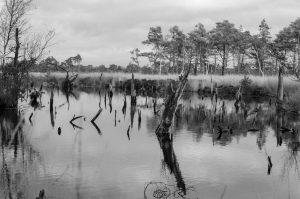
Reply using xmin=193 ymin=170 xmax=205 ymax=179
xmin=30 ymin=0 xmax=300 ymax=66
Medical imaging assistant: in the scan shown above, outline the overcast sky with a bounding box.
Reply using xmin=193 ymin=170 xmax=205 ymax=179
xmin=30 ymin=0 xmax=300 ymax=66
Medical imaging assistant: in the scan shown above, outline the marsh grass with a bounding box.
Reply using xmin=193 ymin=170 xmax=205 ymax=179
xmin=31 ymin=72 xmax=300 ymax=93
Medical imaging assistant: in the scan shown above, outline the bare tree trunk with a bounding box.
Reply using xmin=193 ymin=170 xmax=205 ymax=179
xmin=50 ymin=86 xmax=55 ymax=128
xmin=297 ymin=39 xmax=300 ymax=72
xmin=277 ymin=66 xmax=284 ymax=104
xmin=214 ymin=54 xmax=217 ymax=74
xmin=156 ymin=64 xmax=191 ymax=135
xmin=232 ymin=53 xmax=235 ymax=73
xmin=14 ymin=28 xmax=20 ymax=69
xmin=256 ymin=53 xmax=264 ymax=76
xmin=253 ymin=45 xmax=264 ymax=76
xmin=199 ymin=49 xmax=203 ymax=74
xmin=237 ymin=52 xmax=240 ymax=74
xmin=11 ymin=28 xmax=20 ymax=107
xmin=241 ymin=54 xmax=245 ymax=72
xmin=293 ymin=50 xmax=296 ymax=71
xmin=276 ymin=108 xmax=283 ymax=146
xmin=130 ymin=73 xmax=136 ymax=105
xmin=194 ymin=56 xmax=198 ymax=75
xmin=222 ymin=45 xmax=226 ymax=76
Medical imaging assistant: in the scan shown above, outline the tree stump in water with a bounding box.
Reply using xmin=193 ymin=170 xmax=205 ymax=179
xmin=131 ymin=73 xmax=137 ymax=105
xmin=155 ymin=65 xmax=191 ymax=135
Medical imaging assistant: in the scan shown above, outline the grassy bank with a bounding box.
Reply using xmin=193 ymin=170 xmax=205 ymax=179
xmin=27 ymin=72 xmax=300 ymax=110
xmin=31 ymin=72 xmax=299 ymax=92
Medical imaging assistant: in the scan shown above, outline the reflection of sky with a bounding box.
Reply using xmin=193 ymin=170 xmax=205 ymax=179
xmin=1 ymin=90 xmax=300 ymax=199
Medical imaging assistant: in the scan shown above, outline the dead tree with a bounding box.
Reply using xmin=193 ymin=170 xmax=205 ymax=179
xmin=130 ymin=105 xmax=136 ymax=128
xmin=267 ymin=156 xmax=273 ymax=175
xmin=122 ymin=95 xmax=127 ymax=118
xmin=151 ymin=62 xmax=191 ymax=195
xmin=29 ymin=112 xmax=33 ymax=125
xmin=131 ymin=73 xmax=136 ymax=105
xmin=54 ymin=62 xmax=78 ymax=104
xmin=127 ymin=125 xmax=130 ymax=140
xmin=50 ymin=85 xmax=55 ymax=128
xmin=91 ymin=108 xmax=102 ymax=135
xmin=69 ymin=115 xmax=84 ymax=130
xmin=114 ymin=110 xmax=117 ymax=127
xmin=59 ymin=69 xmax=78 ymax=110
xmin=138 ymin=109 xmax=141 ymax=130
xmin=98 ymin=73 xmax=103 ymax=107
xmin=277 ymin=66 xmax=284 ymax=105
xmin=269 ymin=43 xmax=286 ymax=110
xmin=155 ymin=63 xmax=191 ymax=135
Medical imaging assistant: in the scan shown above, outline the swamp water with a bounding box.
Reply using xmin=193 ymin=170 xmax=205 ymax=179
xmin=1 ymin=88 xmax=300 ymax=199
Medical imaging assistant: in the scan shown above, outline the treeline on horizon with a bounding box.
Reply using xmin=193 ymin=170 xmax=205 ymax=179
xmin=32 ymin=18 xmax=300 ymax=76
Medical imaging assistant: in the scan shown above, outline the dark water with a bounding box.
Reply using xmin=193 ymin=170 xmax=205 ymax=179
xmin=1 ymin=88 xmax=300 ymax=199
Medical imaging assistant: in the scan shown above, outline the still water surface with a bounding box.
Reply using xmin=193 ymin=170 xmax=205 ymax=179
xmin=1 ymin=88 xmax=300 ymax=199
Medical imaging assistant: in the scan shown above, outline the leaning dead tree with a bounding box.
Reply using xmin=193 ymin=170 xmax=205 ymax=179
xmin=155 ymin=63 xmax=191 ymax=135
xmin=153 ymin=61 xmax=192 ymax=195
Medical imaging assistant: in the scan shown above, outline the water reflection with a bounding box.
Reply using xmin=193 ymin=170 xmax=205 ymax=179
xmin=1 ymin=88 xmax=300 ymax=198
xmin=156 ymin=133 xmax=186 ymax=194
xmin=0 ymin=109 xmax=41 ymax=199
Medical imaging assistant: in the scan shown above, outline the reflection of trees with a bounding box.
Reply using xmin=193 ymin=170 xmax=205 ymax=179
xmin=158 ymin=100 xmax=300 ymax=149
xmin=281 ymin=110 xmax=300 ymax=179
xmin=50 ymin=86 xmax=55 ymax=128
xmin=130 ymin=105 xmax=136 ymax=128
xmin=282 ymin=145 xmax=300 ymax=179
xmin=156 ymin=133 xmax=186 ymax=194
xmin=0 ymin=110 xmax=18 ymax=199
xmin=0 ymin=110 xmax=41 ymax=198
xmin=61 ymin=86 xmax=79 ymax=110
